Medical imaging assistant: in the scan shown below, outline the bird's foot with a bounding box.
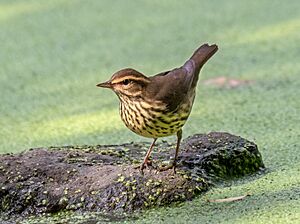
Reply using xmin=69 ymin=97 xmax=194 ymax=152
xmin=158 ymin=161 xmax=177 ymax=174
xmin=133 ymin=159 xmax=153 ymax=175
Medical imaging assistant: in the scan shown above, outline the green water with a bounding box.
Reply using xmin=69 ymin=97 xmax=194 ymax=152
xmin=1 ymin=0 xmax=299 ymax=223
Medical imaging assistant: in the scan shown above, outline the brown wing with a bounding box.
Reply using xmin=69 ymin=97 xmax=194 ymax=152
xmin=145 ymin=44 xmax=218 ymax=111
xmin=146 ymin=67 xmax=193 ymax=111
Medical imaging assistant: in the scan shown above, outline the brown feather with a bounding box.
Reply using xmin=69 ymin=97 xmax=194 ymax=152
xmin=146 ymin=44 xmax=218 ymax=111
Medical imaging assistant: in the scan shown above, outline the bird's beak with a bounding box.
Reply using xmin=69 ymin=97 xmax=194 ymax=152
xmin=96 ymin=81 xmax=112 ymax=88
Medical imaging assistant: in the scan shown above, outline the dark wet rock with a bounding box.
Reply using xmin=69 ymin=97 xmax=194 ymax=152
xmin=0 ymin=132 xmax=264 ymax=219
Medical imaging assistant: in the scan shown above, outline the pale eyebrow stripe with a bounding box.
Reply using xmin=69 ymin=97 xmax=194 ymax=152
xmin=111 ymin=76 xmax=150 ymax=84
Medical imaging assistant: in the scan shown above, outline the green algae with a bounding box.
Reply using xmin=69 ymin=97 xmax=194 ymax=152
xmin=0 ymin=0 xmax=299 ymax=223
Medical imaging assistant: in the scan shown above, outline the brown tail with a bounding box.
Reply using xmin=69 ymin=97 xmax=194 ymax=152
xmin=190 ymin=43 xmax=218 ymax=72
xmin=183 ymin=43 xmax=218 ymax=87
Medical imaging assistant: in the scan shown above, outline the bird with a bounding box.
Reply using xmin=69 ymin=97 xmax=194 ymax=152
xmin=97 ymin=43 xmax=218 ymax=173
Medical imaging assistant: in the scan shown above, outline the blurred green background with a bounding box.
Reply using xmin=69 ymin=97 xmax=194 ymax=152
xmin=0 ymin=0 xmax=299 ymax=223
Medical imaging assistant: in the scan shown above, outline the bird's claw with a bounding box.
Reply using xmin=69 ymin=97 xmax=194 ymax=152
xmin=158 ymin=161 xmax=177 ymax=174
xmin=133 ymin=159 xmax=153 ymax=175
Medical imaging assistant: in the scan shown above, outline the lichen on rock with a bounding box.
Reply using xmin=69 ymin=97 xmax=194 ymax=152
xmin=0 ymin=132 xmax=264 ymax=221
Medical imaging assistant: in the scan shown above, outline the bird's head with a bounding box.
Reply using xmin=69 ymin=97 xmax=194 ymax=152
xmin=97 ymin=68 xmax=150 ymax=98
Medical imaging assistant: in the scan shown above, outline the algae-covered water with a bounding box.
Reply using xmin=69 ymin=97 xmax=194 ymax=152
xmin=1 ymin=0 xmax=299 ymax=223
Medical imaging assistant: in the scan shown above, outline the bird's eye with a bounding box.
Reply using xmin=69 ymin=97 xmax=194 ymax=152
xmin=122 ymin=79 xmax=131 ymax=85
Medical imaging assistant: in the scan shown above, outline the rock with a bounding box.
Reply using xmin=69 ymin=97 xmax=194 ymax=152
xmin=0 ymin=132 xmax=264 ymax=220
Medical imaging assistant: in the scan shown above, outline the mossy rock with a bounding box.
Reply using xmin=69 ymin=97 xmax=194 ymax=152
xmin=0 ymin=132 xmax=264 ymax=221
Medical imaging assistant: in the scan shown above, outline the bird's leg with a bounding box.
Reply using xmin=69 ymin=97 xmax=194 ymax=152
xmin=173 ymin=129 xmax=182 ymax=173
xmin=139 ymin=138 xmax=157 ymax=174
xmin=159 ymin=129 xmax=182 ymax=174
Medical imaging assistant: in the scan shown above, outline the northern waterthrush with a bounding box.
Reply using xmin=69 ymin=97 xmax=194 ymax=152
xmin=97 ymin=43 xmax=218 ymax=173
